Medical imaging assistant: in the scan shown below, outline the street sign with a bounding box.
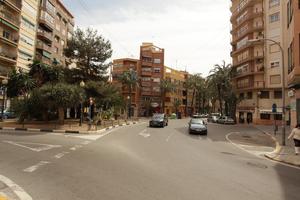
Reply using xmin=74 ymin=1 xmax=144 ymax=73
xmin=272 ymin=103 xmax=277 ymax=113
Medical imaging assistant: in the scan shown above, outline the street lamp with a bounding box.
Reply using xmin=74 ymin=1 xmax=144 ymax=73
xmin=1 ymin=79 xmax=8 ymax=121
xmin=79 ymin=80 xmax=85 ymax=126
xmin=127 ymin=95 xmax=131 ymax=119
xmin=248 ymin=38 xmax=286 ymax=146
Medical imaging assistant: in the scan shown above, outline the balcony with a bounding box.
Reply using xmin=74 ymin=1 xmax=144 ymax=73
xmin=0 ymin=48 xmax=17 ymax=64
xmin=232 ymin=10 xmax=263 ymax=32
xmin=35 ymin=54 xmax=52 ymax=65
xmin=141 ymin=71 xmax=152 ymax=76
xmin=231 ymin=0 xmax=261 ymax=19
xmin=141 ymin=61 xmax=152 ymax=67
xmin=0 ymin=31 xmax=18 ymax=47
xmin=4 ymin=0 xmax=22 ymax=12
xmin=233 ymin=55 xmax=264 ymax=67
xmin=232 ymin=24 xmax=264 ymax=43
xmin=233 ymin=65 xmax=264 ymax=79
xmin=36 ymin=41 xmax=52 ymax=53
xmin=37 ymin=29 xmax=53 ymax=43
xmin=141 ymin=91 xmax=152 ymax=96
xmin=141 ymin=81 xmax=151 ymax=87
xmin=231 ymin=40 xmax=264 ymax=56
xmin=0 ymin=9 xmax=20 ymax=30
xmin=236 ymin=81 xmax=265 ymax=90
xmin=39 ymin=14 xmax=54 ymax=31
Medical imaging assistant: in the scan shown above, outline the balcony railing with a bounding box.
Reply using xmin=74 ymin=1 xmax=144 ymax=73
xmin=231 ymin=0 xmax=259 ymax=19
xmin=36 ymin=41 xmax=52 ymax=52
xmin=0 ymin=31 xmax=19 ymax=46
xmin=5 ymin=0 xmax=22 ymax=11
xmin=232 ymin=10 xmax=263 ymax=31
xmin=141 ymin=71 xmax=152 ymax=76
xmin=37 ymin=29 xmax=53 ymax=42
xmin=237 ymin=81 xmax=265 ymax=89
xmin=233 ymin=55 xmax=264 ymax=67
xmin=0 ymin=9 xmax=20 ymax=28
xmin=0 ymin=49 xmax=17 ymax=64
xmin=39 ymin=14 xmax=54 ymax=30
xmin=141 ymin=91 xmax=152 ymax=96
xmin=35 ymin=54 xmax=52 ymax=65
xmin=232 ymin=24 xmax=264 ymax=43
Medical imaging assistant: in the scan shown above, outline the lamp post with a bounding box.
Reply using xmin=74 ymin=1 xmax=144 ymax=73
xmin=1 ymin=79 xmax=8 ymax=121
xmin=127 ymin=95 xmax=131 ymax=119
xmin=79 ymin=80 xmax=85 ymax=126
xmin=248 ymin=38 xmax=286 ymax=146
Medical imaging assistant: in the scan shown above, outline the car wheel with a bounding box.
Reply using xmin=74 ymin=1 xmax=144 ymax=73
xmin=3 ymin=115 xmax=8 ymax=119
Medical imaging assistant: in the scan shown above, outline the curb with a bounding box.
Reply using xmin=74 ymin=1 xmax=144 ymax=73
xmin=0 ymin=121 xmax=139 ymax=135
xmin=254 ymin=126 xmax=300 ymax=167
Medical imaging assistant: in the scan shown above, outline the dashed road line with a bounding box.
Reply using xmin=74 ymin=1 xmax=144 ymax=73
xmin=23 ymin=161 xmax=50 ymax=173
xmin=0 ymin=175 xmax=32 ymax=200
xmin=2 ymin=140 xmax=61 ymax=152
xmin=54 ymin=152 xmax=69 ymax=159
xmin=166 ymin=132 xmax=175 ymax=142
xmin=138 ymin=129 xmax=150 ymax=138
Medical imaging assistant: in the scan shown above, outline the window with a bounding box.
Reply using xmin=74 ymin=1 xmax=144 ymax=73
xmin=152 ymin=78 xmax=160 ymax=83
xmin=239 ymin=93 xmax=244 ymax=99
xmin=270 ymin=75 xmax=281 ymax=84
xmin=269 ymin=44 xmax=280 ymax=53
xmin=23 ymin=1 xmax=37 ymax=18
xmin=287 ymin=0 xmax=293 ymax=27
xmin=142 ymin=77 xmax=151 ymax=81
xmin=54 ymin=46 xmax=59 ymax=53
xmin=274 ymin=91 xmax=282 ymax=99
xmin=269 ymin=12 xmax=280 ymax=23
xmin=18 ymin=50 xmax=33 ymax=61
xmin=275 ymin=114 xmax=282 ymax=120
xmin=43 ymin=11 xmax=54 ymax=25
xmin=21 ymin=17 xmax=35 ymax=31
xmin=269 ymin=0 xmax=280 ymax=8
xmin=153 ymin=68 xmax=160 ymax=73
xmin=46 ymin=0 xmax=56 ymax=14
xmin=61 ymin=40 xmax=65 ymax=46
xmin=247 ymin=92 xmax=253 ymax=99
xmin=142 ymin=67 xmax=151 ymax=72
xmin=260 ymin=114 xmax=271 ymax=120
xmin=54 ymin=35 xmax=60 ymax=43
xmin=153 ymin=87 xmax=160 ymax=92
xmin=260 ymin=91 xmax=270 ymax=99
xmin=288 ymin=41 xmax=294 ymax=73
xmin=56 ymin=24 xmax=60 ymax=31
xmin=270 ymin=61 xmax=280 ymax=68
xmin=2 ymin=30 xmax=10 ymax=40
xmin=153 ymin=59 xmax=161 ymax=64
xmin=20 ymin=34 xmax=34 ymax=46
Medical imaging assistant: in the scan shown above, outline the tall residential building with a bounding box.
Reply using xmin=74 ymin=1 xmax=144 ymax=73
xmin=231 ymin=0 xmax=287 ymax=125
xmin=0 ymin=0 xmax=22 ymax=78
xmin=17 ymin=0 xmax=39 ymax=71
xmin=35 ymin=0 xmax=74 ymax=67
xmin=112 ymin=58 xmax=141 ymax=117
xmin=164 ymin=67 xmax=187 ymax=116
xmin=285 ymin=0 xmax=300 ymax=127
xmin=139 ymin=43 xmax=165 ymax=116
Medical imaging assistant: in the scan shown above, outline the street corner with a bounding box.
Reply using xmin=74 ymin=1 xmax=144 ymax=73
xmin=0 ymin=175 xmax=32 ymax=200
xmin=264 ymin=147 xmax=300 ymax=168
xmin=226 ymin=132 xmax=275 ymax=157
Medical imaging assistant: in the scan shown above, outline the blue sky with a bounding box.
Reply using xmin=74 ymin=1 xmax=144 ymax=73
xmin=62 ymin=0 xmax=232 ymax=76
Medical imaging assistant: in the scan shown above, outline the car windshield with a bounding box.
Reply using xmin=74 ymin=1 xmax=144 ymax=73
xmin=191 ymin=119 xmax=204 ymax=124
xmin=152 ymin=115 xmax=164 ymax=120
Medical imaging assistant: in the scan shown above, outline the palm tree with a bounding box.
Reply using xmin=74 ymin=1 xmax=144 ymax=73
xmin=160 ymin=79 xmax=175 ymax=114
xmin=118 ymin=69 xmax=138 ymax=118
xmin=173 ymin=99 xmax=181 ymax=116
xmin=185 ymin=74 xmax=203 ymax=115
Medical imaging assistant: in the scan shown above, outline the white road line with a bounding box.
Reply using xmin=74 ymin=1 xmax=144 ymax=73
xmin=54 ymin=152 xmax=69 ymax=159
xmin=2 ymin=140 xmax=61 ymax=152
xmin=0 ymin=175 xmax=32 ymax=200
xmin=138 ymin=129 xmax=150 ymax=138
xmin=81 ymin=141 xmax=91 ymax=145
xmin=225 ymin=132 xmax=300 ymax=170
xmin=166 ymin=132 xmax=175 ymax=142
xmin=23 ymin=161 xmax=50 ymax=173
xmin=69 ymin=145 xmax=83 ymax=151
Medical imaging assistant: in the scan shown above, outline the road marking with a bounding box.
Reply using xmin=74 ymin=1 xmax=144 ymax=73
xmin=0 ymin=175 xmax=32 ymax=200
xmin=69 ymin=128 xmax=121 ymax=141
xmin=54 ymin=152 xmax=69 ymax=159
xmin=226 ymin=132 xmax=300 ymax=170
xmin=81 ymin=141 xmax=91 ymax=145
xmin=23 ymin=161 xmax=50 ymax=173
xmin=138 ymin=129 xmax=150 ymax=138
xmin=166 ymin=132 xmax=175 ymax=142
xmin=2 ymin=140 xmax=61 ymax=152
xmin=70 ymin=145 xmax=83 ymax=151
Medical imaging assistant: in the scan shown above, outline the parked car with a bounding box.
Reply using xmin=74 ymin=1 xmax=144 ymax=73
xmin=192 ymin=114 xmax=208 ymax=124
xmin=217 ymin=116 xmax=235 ymax=124
xmin=149 ymin=114 xmax=168 ymax=128
xmin=0 ymin=109 xmax=15 ymax=119
xmin=188 ymin=118 xmax=207 ymax=135
xmin=208 ymin=116 xmax=219 ymax=123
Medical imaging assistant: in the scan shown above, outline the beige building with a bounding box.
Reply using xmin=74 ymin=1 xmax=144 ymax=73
xmin=35 ymin=0 xmax=74 ymax=67
xmin=231 ymin=0 xmax=288 ymax=125
xmin=17 ymin=0 xmax=39 ymax=71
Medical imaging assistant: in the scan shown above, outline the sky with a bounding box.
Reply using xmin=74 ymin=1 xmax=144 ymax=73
xmin=62 ymin=0 xmax=232 ymax=77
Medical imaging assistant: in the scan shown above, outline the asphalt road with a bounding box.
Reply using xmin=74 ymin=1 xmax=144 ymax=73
xmin=0 ymin=119 xmax=299 ymax=200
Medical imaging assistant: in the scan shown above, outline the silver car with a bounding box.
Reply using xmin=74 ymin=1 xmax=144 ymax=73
xmin=217 ymin=116 xmax=235 ymax=124
xmin=188 ymin=118 xmax=207 ymax=135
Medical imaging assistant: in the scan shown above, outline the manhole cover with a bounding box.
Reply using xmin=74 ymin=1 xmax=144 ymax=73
xmin=247 ymin=162 xmax=268 ymax=169
xmin=221 ymin=152 xmax=236 ymax=156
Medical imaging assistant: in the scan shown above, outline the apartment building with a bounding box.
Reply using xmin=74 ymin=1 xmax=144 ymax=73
xmin=35 ymin=0 xmax=74 ymax=67
xmin=231 ymin=0 xmax=288 ymax=125
xmin=285 ymin=0 xmax=300 ymax=127
xmin=139 ymin=43 xmax=165 ymax=116
xmin=112 ymin=58 xmax=141 ymax=118
xmin=164 ymin=67 xmax=187 ymax=116
xmin=0 ymin=0 xmax=22 ymax=78
xmin=17 ymin=0 xmax=39 ymax=71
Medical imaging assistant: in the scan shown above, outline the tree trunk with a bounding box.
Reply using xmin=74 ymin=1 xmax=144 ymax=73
xmin=217 ymin=85 xmax=223 ymax=115
xmin=58 ymin=107 xmax=65 ymax=124
xmin=162 ymin=90 xmax=165 ymax=114
xmin=191 ymin=89 xmax=196 ymax=115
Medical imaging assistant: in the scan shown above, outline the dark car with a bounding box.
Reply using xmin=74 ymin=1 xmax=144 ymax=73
xmin=0 ymin=110 xmax=15 ymax=119
xmin=149 ymin=114 xmax=168 ymax=128
xmin=188 ymin=118 xmax=207 ymax=135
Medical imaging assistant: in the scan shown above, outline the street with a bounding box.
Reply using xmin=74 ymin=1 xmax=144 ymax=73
xmin=0 ymin=119 xmax=299 ymax=200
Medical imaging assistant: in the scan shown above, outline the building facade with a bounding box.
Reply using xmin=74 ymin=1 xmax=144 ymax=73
xmin=231 ymin=0 xmax=288 ymax=125
xmin=112 ymin=58 xmax=141 ymax=118
xmin=35 ymin=0 xmax=74 ymax=67
xmin=285 ymin=0 xmax=300 ymax=127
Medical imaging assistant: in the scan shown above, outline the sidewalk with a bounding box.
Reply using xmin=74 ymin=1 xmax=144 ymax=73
xmin=254 ymin=125 xmax=300 ymax=167
xmin=0 ymin=119 xmax=140 ymax=134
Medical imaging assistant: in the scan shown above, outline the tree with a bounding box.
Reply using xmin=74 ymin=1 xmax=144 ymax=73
xmin=185 ymin=73 xmax=204 ymax=115
xmin=160 ymin=79 xmax=175 ymax=114
xmin=173 ymin=99 xmax=181 ymax=116
xmin=117 ymin=69 xmax=138 ymax=117
xmin=7 ymin=69 xmax=35 ymax=98
xmin=64 ymin=28 xmax=113 ymax=82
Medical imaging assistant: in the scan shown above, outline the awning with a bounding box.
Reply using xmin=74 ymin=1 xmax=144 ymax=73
xmin=259 ymin=109 xmax=283 ymax=114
